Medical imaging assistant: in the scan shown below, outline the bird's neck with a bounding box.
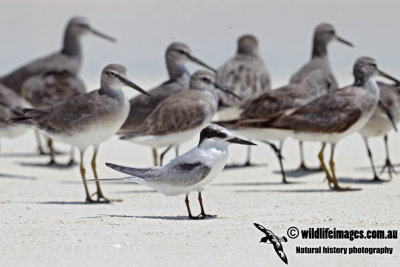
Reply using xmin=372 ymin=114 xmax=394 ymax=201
xmin=167 ymin=61 xmax=190 ymax=81
xmin=311 ymin=39 xmax=328 ymax=59
xmin=99 ymin=85 xmax=125 ymax=101
xmin=61 ymin=30 xmax=82 ymax=59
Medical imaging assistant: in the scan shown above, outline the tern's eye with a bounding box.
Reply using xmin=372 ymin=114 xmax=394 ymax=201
xmin=202 ymin=77 xmax=210 ymax=83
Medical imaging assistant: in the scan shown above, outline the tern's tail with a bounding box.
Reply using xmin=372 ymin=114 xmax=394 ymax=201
xmin=105 ymin=162 xmax=158 ymax=179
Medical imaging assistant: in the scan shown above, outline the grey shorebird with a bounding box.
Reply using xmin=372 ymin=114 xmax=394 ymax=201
xmin=98 ymin=125 xmax=255 ymax=219
xmin=216 ymin=34 xmax=271 ymax=166
xmin=21 ymin=69 xmax=86 ymax=165
xmin=215 ymin=69 xmax=335 ymax=183
xmin=0 ymin=16 xmax=115 ymax=155
xmin=290 ymin=23 xmax=353 ymax=171
xmin=0 ymin=17 xmax=115 ymax=95
xmin=9 ymin=64 xmax=149 ymax=202
xmin=359 ymin=81 xmax=400 ymax=181
xmin=0 ymin=84 xmax=28 ymax=149
xmin=118 ymin=42 xmax=216 ymax=165
xmin=119 ymin=70 xmax=240 ymax=166
xmin=234 ymin=57 xmax=400 ymax=190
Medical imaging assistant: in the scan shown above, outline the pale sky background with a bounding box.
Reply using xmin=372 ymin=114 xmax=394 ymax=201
xmin=0 ymin=0 xmax=399 ymax=90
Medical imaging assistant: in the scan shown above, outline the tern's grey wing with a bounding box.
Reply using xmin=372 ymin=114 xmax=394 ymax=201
xmin=240 ymin=84 xmax=306 ymax=119
xmin=157 ymin=161 xmax=211 ymax=187
xmin=0 ymin=52 xmax=80 ymax=95
xmin=270 ymin=87 xmax=362 ymax=133
xmin=290 ymin=57 xmax=338 ymax=89
xmin=119 ymin=77 xmax=189 ymax=133
xmin=217 ymin=54 xmax=270 ymax=107
xmin=120 ymin=90 xmax=215 ymax=138
xmin=21 ymin=70 xmax=86 ymax=108
xmin=105 ymin=162 xmax=160 ymax=179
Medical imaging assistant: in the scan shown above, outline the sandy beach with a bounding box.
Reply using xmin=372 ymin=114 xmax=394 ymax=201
xmin=0 ymin=128 xmax=399 ymax=267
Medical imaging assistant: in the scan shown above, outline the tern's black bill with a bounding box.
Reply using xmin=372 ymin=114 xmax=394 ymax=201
xmin=336 ymin=36 xmax=353 ymax=47
xmin=186 ymin=53 xmax=217 ymax=73
xmin=91 ymin=28 xmax=117 ymax=43
xmin=118 ymin=75 xmax=150 ymax=96
xmin=215 ymin=83 xmax=242 ymax=101
xmin=378 ymin=70 xmax=400 ymax=85
xmin=385 ymin=110 xmax=398 ymax=132
xmin=227 ymin=137 xmax=256 ymax=145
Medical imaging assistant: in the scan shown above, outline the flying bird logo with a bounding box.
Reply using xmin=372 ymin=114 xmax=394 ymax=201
xmin=254 ymin=223 xmax=288 ymax=264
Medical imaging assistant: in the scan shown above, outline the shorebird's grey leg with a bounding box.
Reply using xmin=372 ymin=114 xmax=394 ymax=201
xmin=318 ymin=143 xmax=333 ymax=185
xmin=91 ymin=145 xmax=121 ymax=203
xmin=152 ymin=148 xmax=158 ymax=166
xmin=79 ymin=150 xmax=94 ymax=202
xmin=175 ymin=146 xmax=179 ymax=157
xmin=160 ymin=145 xmax=173 ymax=167
xmin=35 ymin=130 xmax=47 ymax=155
xmin=380 ymin=135 xmax=397 ymax=179
xmin=263 ymin=141 xmax=287 ymax=183
xmin=185 ymin=194 xmax=195 ymax=219
xmin=67 ymin=146 xmax=77 ymax=166
xmin=197 ymin=192 xmax=216 ymax=219
xmin=362 ymin=137 xmax=381 ymax=181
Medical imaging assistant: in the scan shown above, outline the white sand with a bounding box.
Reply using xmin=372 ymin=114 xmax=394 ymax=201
xmin=0 ymin=130 xmax=399 ymax=267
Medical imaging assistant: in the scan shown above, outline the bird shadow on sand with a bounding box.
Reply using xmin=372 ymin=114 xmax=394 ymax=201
xmin=235 ymin=188 xmax=340 ymax=193
xmin=336 ymin=177 xmax=391 ymax=184
xmin=0 ymin=172 xmax=37 ymax=180
xmin=274 ymin=168 xmax=322 ymax=178
xmin=213 ymin=180 xmax=304 ymax=187
xmin=0 ymin=152 xmax=43 ymax=158
xmin=224 ymin=163 xmax=268 ymax=170
xmin=19 ymin=162 xmax=76 ymax=170
xmin=36 ymin=201 xmax=112 ymax=205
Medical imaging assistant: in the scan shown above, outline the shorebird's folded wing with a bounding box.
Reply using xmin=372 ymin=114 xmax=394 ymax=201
xmin=120 ymin=91 xmax=212 ymax=137
xmin=270 ymin=89 xmax=362 ymax=133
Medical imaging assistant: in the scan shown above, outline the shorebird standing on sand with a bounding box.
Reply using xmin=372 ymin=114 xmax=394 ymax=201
xmin=119 ymin=70 xmax=240 ymax=166
xmin=216 ymin=34 xmax=271 ymax=166
xmin=216 ymin=69 xmax=335 ymax=183
xmin=235 ymin=57 xmax=400 ymax=190
xmin=9 ymin=64 xmax=149 ymax=202
xmin=119 ymin=42 xmax=216 ymax=165
xmin=102 ymin=125 xmax=255 ymax=219
xmin=0 ymin=16 xmax=116 ymax=154
xmin=290 ymin=23 xmax=353 ymax=171
xmin=359 ymin=81 xmax=400 ymax=181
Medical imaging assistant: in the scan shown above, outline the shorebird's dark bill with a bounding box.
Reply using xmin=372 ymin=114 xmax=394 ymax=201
xmin=336 ymin=36 xmax=353 ymax=47
xmin=378 ymin=70 xmax=400 ymax=85
xmin=215 ymin=83 xmax=242 ymax=101
xmin=119 ymin=76 xmax=150 ymax=96
xmin=187 ymin=54 xmax=217 ymax=73
xmin=227 ymin=137 xmax=256 ymax=145
xmin=90 ymin=28 xmax=117 ymax=42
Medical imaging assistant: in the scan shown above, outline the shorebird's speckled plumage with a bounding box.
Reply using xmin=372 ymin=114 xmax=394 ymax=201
xmin=216 ymin=35 xmax=271 ymax=108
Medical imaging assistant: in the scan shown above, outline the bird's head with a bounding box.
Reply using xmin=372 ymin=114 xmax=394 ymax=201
xmin=166 ymin=42 xmax=216 ymax=72
xmin=237 ymin=34 xmax=259 ymax=56
xmin=313 ymin=23 xmax=353 ymax=47
xmin=66 ymin=16 xmax=116 ymax=42
xmin=353 ymin=57 xmax=400 ymax=86
xmin=198 ymin=124 xmax=256 ymax=148
xmin=101 ymin=64 xmax=149 ymax=96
